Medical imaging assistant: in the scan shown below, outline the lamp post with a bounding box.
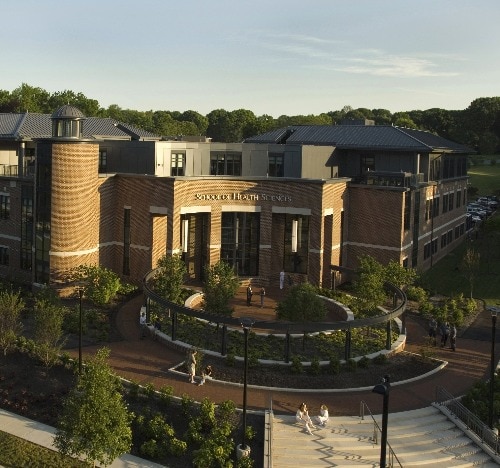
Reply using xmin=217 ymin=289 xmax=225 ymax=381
xmin=372 ymin=375 xmax=391 ymax=468
xmin=487 ymin=307 xmax=499 ymax=429
xmin=237 ymin=317 xmax=254 ymax=459
xmin=78 ymin=287 xmax=84 ymax=375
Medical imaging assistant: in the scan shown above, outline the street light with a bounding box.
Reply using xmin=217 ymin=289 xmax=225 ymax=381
xmin=487 ymin=307 xmax=499 ymax=429
xmin=77 ymin=286 xmax=84 ymax=375
xmin=237 ymin=317 xmax=255 ymax=460
xmin=372 ymin=374 xmax=391 ymax=468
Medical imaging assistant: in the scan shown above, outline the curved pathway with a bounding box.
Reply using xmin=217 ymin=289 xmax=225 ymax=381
xmin=70 ymin=287 xmax=494 ymax=418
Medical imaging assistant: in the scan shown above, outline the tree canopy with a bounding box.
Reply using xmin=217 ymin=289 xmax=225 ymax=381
xmin=2 ymin=83 xmax=500 ymax=151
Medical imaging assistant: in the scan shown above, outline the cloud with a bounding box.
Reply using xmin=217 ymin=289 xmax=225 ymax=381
xmin=257 ymin=33 xmax=460 ymax=78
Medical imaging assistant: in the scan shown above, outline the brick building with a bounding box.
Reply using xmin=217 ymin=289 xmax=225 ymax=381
xmin=0 ymin=106 xmax=471 ymax=290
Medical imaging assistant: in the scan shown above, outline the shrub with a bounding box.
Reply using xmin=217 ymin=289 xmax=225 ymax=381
xmin=373 ymin=353 xmax=388 ymax=365
xmin=158 ymin=385 xmax=173 ymax=408
xmin=290 ymin=356 xmax=303 ymax=374
xmin=308 ymin=356 xmax=321 ymax=375
xmin=225 ymin=353 xmax=236 ymax=367
xmin=344 ymin=358 xmax=357 ymax=372
xmin=406 ymin=286 xmax=428 ymax=303
xmin=357 ymin=356 xmax=370 ymax=369
xmin=328 ymin=354 xmax=340 ymax=375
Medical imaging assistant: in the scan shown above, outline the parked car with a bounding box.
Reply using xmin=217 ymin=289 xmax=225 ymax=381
xmin=467 ymin=208 xmax=486 ymax=219
xmin=477 ymin=197 xmax=498 ymax=209
xmin=468 ymin=203 xmax=491 ymax=216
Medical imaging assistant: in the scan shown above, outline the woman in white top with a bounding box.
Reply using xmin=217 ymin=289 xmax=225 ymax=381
xmin=316 ymin=404 xmax=329 ymax=426
xmin=296 ymin=403 xmax=316 ymax=434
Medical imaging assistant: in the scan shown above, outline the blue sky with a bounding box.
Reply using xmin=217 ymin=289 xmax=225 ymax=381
xmin=3 ymin=0 xmax=500 ymax=117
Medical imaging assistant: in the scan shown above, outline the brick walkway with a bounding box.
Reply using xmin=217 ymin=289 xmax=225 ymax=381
xmin=68 ymin=286 xmax=493 ymax=418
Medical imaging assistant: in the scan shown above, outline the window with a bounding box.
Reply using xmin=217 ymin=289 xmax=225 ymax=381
xmin=432 ymin=197 xmax=440 ymax=218
xmin=268 ymin=153 xmax=284 ymax=177
xmin=456 ymin=190 xmax=461 ymax=208
xmin=442 ymin=194 xmax=449 ymax=214
xmin=171 ymin=152 xmax=185 ymax=176
xmin=123 ymin=208 xmax=130 ymax=275
xmin=21 ymin=185 xmax=33 ymax=270
xmin=449 ymin=193 xmax=454 ymax=212
xmin=210 ymin=152 xmax=241 ymax=176
xmin=99 ymin=150 xmax=107 ymax=172
xmin=283 ymin=214 xmax=309 ymax=274
xmin=360 ymin=154 xmax=375 ymax=173
xmin=403 ymin=191 xmax=411 ymax=230
xmin=220 ymin=212 xmax=260 ymax=276
xmin=424 ymin=242 xmax=431 ymax=260
xmin=0 ymin=246 xmax=8 ymax=266
xmin=0 ymin=195 xmax=10 ymax=220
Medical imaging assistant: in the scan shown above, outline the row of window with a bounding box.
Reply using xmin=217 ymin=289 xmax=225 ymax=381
xmin=425 ymin=189 xmax=466 ymax=221
xmin=423 ymin=222 xmax=466 ymax=260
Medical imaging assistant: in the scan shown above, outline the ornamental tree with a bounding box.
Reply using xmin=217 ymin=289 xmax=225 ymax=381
xmin=276 ymin=282 xmax=326 ymax=322
xmin=202 ymin=260 xmax=239 ymax=315
xmin=55 ymin=347 xmax=132 ymax=467
xmin=0 ymin=289 xmax=24 ymax=356
xmin=154 ymin=254 xmax=187 ymax=305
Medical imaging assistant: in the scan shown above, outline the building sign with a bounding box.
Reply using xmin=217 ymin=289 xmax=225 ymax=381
xmin=195 ymin=192 xmax=292 ymax=202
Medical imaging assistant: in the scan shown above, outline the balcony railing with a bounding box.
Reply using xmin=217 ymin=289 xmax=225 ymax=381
xmin=0 ymin=165 xmax=18 ymax=177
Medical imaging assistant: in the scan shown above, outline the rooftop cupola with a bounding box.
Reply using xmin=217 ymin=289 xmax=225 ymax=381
xmin=51 ymin=105 xmax=86 ymax=139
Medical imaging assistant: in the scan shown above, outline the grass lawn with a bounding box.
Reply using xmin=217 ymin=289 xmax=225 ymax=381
xmin=421 ymin=214 xmax=500 ymax=306
xmin=0 ymin=431 xmax=88 ymax=468
xmin=468 ymin=162 xmax=500 ymax=196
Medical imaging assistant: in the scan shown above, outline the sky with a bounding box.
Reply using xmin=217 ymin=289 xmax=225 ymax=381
xmin=3 ymin=0 xmax=500 ymax=117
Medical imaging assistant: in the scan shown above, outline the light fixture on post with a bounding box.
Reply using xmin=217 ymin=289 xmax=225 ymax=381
xmin=291 ymin=219 xmax=298 ymax=253
xmin=77 ymin=285 xmax=84 ymax=375
xmin=372 ymin=375 xmax=391 ymax=468
xmin=237 ymin=317 xmax=255 ymax=460
xmin=487 ymin=306 xmax=499 ymax=429
xmin=181 ymin=218 xmax=189 ymax=254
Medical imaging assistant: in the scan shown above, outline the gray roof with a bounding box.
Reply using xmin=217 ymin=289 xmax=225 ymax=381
xmin=0 ymin=112 xmax=160 ymax=141
xmin=244 ymin=125 xmax=471 ymax=153
xmin=52 ymin=105 xmax=86 ymax=120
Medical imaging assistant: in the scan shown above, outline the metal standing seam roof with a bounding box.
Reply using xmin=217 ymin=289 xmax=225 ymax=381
xmin=0 ymin=113 xmax=160 ymax=141
xmin=244 ymin=125 xmax=471 ymax=153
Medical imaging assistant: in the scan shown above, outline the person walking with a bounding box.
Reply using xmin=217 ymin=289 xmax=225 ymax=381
xmin=139 ymin=310 xmax=147 ymax=339
xmin=450 ymin=324 xmax=457 ymax=351
xmin=428 ymin=318 xmax=437 ymax=346
xmin=441 ymin=322 xmax=450 ymax=348
xmin=296 ymin=403 xmax=316 ymax=435
xmin=259 ymin=287 xmax=266 ymax=308
xmin=279 ymin=270 xmax=285 ymax=289
xmin=187 ymin=348 xmax=197 ymax=384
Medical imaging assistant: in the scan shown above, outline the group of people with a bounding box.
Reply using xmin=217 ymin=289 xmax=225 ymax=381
xmin=296 ymin=403 xmax=329 ymax=435
xmin=186 ymin=348 xmax=213 ymax=386
xmin=246 ymin=285 xmax=266 ymax=307
xmin=428 ymin=318 xmax=457 ymax=350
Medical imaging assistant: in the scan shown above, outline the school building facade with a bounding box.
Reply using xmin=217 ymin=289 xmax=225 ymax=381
xmin=0 ymin=106 xmax=471 ymax=290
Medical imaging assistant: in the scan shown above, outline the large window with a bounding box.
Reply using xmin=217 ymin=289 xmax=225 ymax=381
xmin=360 ymin=154 xmax=375 ymax=173
xmin=99 ymin=150 xmax=107 ymax=172
xmin=171 ymin=152 xmax=185 ymax=176
xmin=21 ymin=185 xmax=33 ymax=270
xmin=0 ymin=246 xmax=8 ymax=266
xmin=268 ymin=153 xmax=284 ymax=177
xmin=403 ymin=191 xmax=411 ymax=230
xmin=284 ymin=214 xmax=309 ymax=274
xmin=220 ymin=212 xmax=260 ymax=276
xmin=0 ymin=194 xmax=10 ymax=220
xmin=210 ymin=152 xmax=241 ymax=176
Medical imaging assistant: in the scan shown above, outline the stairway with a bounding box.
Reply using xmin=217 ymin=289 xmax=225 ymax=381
xmin=270 ymin=406 xmax=498 ymax=467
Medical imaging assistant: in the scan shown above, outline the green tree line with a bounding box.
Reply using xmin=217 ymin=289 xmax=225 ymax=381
xmin=2 ymin=83 xmax=500 ymax=152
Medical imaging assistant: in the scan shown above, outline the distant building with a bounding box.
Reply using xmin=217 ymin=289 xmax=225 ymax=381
xmin=0 ymin=106 xmax=471 ymax=290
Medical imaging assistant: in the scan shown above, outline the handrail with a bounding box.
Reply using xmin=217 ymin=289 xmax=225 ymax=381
xmin=359 ymin=401 xmax=403 ymax=468
xmin=142 ymin=267 xmax=407 ymax=334
xmin=435 ymin=386 xmax=499 ymax=455
xmin=264 ymin=398 xmax=273 ymax=468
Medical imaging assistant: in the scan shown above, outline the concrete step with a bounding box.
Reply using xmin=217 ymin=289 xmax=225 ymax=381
xmin=271 ymin=407 xmax=497 ymax=468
